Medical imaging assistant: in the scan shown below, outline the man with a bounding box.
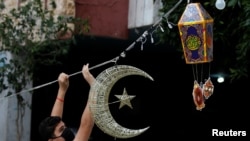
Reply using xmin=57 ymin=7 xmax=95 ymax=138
xmin=39 ymin=63 xmax=95 ymax=141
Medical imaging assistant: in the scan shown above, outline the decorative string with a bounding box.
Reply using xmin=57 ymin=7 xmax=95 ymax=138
xmin=192 ymin=64 xmax=199 ymax=82
xmin=200 ymin=63 xmax=203 ymax=83
xmin=192 ymin=64 xmax=196 ymax=80
xmin=150 ymin=32 xmax=155 ymax=43
xmin=140 ymin=31 xmax=148 ymax=50
xmin=0 ymin=0 xmax=184 ymax=101
xmin=208 ymin=62 xmax=211 ymax=77
xmin=195 ymin=64 xmax=199 ymax=82
xmin=106 ymin=97 xmax=131 ymax=105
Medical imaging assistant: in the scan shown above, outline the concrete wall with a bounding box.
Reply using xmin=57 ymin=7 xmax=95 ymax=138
xmin=75 ymin=0 xmax=162 ymax=39
xmin=75 ymin=0 xmax=129 ymax=39
xmin=128 ymin=0 xmax=163 ymax=29
xmin=0 ymin=52 xmax=32 ymax=141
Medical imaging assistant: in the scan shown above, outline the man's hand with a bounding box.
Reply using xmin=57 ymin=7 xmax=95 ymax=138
xmin=58 ymin=73 xmax=69 ymax=92
xmin=82 ymin=64 xmax=95 ymax=86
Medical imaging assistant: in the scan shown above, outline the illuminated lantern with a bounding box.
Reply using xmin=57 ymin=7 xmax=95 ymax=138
xmin=178 ymin=3 xmax=214 ymax=64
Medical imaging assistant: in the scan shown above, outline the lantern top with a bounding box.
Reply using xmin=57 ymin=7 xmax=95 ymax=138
xmin=178 ymin=3 xmax=213 ymax=25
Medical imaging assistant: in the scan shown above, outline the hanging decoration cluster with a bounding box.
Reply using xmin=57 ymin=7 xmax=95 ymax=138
xmin=88 ymin=65 xmax=153 ymax=139
xmin=0 ymin=0 xmax=185 ymax=139
xmin=178 ymin=2 xmax=214 ymax=111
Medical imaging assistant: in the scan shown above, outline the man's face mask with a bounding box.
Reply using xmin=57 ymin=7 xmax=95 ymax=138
xmin=52 ymin=127 xmax=75 ymax=141
xmin=60 ymin=128 xmax=75 ymax=141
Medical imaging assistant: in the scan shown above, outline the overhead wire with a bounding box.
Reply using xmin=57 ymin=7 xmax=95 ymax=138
xmin=0 ymin=0 xmax=184 ymax=101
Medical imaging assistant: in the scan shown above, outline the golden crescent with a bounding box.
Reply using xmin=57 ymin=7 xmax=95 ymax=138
xmin=88 ymin=65 xmax=153 ymax=139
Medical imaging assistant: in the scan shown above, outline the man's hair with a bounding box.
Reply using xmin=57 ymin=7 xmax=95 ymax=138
xmin=39 ymin=116 xmax=62 ymax=140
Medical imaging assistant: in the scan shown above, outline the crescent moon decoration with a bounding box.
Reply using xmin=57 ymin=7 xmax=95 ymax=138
xmin=88 ymin=65 xmax=154 ymax=139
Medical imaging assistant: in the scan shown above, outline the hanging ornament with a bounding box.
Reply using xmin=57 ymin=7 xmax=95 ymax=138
xmin=89 ymin=65 xmax=153 ymax=139
xmin=202 ymin=77 xmax=214 ymax=99
xmin=178 ymin=2 xmax=214 ymax=64
xmin=192 ymin=80 xmax=205 ymax=111
xmin=178 ymin=2 xmax=214 ymax=110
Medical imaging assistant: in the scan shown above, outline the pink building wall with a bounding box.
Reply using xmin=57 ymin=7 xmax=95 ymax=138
xmin=75 ymin=0 xmax=129 ymax=39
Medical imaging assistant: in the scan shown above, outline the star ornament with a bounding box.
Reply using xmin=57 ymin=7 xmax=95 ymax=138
xmin=115 ymin=88 xmax=136 ymax=109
